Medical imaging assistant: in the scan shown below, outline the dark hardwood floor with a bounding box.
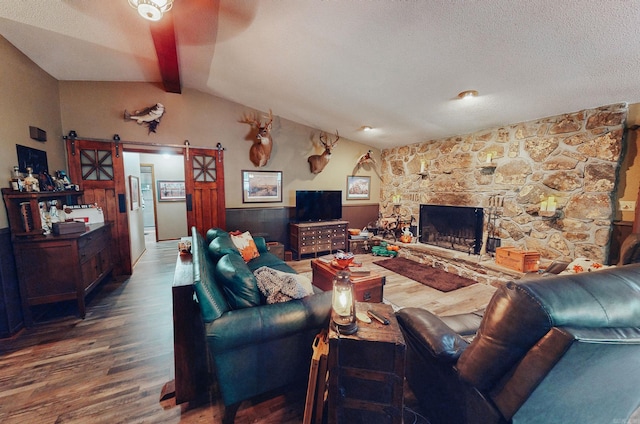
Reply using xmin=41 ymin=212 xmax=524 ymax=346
xmin=0 ymin=236 xmax=490 ymax=423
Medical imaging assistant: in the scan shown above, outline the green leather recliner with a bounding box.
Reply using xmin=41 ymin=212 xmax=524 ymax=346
xmin=397 ymin=263 xmax=640 ymax=424
xmin=191 ymin=227 xmax=332 ymax=423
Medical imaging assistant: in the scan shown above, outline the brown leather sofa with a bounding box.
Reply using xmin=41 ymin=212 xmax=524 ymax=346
xmin=397 ymin=264 xmax=640 ymax=424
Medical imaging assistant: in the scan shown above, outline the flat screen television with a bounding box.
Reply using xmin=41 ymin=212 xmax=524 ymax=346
xmin=295 ymin=190 xmax=342 ymax=222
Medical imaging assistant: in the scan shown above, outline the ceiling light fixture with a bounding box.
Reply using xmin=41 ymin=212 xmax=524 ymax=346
xmin=458 ymin=90 xmax=479 ymax=99
xmin=128 ymin=0 xmax=173 ymax=22
xmin=361 ymin=126 xmax=373 ymax=132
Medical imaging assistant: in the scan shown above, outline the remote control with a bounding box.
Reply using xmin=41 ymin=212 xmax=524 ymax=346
xmin=367 ymin=310 xmax=390 ymax=325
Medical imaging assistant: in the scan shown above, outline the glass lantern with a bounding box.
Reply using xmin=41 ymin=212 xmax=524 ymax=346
xmin=331 ymin=270 xmax=358 ymax=335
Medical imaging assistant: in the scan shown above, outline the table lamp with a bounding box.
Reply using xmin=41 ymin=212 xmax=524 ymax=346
xmin=331 ymin=271 xmax=358 ymax=334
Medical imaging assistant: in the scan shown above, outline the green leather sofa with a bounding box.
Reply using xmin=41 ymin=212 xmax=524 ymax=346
xmin=191 ymin=227 xmax=332 ymax=423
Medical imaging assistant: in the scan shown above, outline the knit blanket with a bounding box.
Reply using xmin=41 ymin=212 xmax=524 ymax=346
xmin=254 ymin=266 xmax=313 ymax=304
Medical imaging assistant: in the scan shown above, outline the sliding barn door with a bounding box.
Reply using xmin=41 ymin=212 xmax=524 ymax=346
xmin=184 ymin=146 xmax=226 ymax=237
xmin=66 ymin=138 xmax=132 ymax=275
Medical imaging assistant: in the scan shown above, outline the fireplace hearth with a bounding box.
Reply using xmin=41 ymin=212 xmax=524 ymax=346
xmin=419 ymin=205 xmax=483 ymax=255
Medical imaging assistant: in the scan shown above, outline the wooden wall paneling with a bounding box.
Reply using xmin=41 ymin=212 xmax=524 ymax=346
xmin=0 ymin=228 xmax=23 ymax=337
xmin=226 ymin=207 xmax=291 ymax=246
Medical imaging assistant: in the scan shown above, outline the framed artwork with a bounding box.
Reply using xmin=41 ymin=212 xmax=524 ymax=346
xmin=129 ymin=175 xmax=140 ymax=210
xmin=157 ymin=180 xmax=186 ymax=201
xmin=242 ymin=170 xmax=283 ymax=203
xmin=346 ymin=175 xmax=371 ymax=200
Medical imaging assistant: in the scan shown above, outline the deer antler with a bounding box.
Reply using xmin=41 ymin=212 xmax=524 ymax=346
xmin=319 ymin=132 xmax=327 ymax=147
xmin=319 ymin=130 xmax=339 ymax=148
xmin=330 ymin=130 xmax=339 ymax=147
xmin=239 ymin=112 xmax=260 ymax=128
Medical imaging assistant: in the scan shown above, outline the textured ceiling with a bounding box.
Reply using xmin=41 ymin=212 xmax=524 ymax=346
xmin=1 ymin=0 xmax=640 ymax=149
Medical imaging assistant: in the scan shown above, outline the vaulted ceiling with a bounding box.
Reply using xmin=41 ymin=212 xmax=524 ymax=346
xmin=2 ymin=1 xmax=640 ymax=149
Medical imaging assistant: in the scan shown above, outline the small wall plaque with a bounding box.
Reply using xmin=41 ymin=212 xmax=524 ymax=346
xmin=29 ymin=126 xmax=47 ymax=142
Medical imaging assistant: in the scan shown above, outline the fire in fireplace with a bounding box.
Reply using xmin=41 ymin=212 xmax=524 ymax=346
xmin=419 ymin=204 xmax=484 ymax=254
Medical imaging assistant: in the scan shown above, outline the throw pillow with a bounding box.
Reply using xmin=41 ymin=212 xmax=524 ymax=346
xmin=230 ymin=231 xmax=260 ymax=262
xmin=561 ymin=257 xmax=611 ymax=274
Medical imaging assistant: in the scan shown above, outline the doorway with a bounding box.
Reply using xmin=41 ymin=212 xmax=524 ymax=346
xmin=140 ymin=164 xmax=157 ymax=240
xmin=136 ymin=152 xmax=187 ymax=242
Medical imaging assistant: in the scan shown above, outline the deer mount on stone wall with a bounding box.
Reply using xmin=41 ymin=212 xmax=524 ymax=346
xmin=308 ymin=130 xmax=339 ymax=174
xmin=239 ymin=109 xmax=274 ymax=167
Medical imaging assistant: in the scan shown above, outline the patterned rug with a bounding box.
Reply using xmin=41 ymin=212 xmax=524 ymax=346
xmin=373 ymin=257 xmax=477 ymax=292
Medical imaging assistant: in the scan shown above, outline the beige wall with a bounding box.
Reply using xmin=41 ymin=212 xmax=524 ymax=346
xmin=57 ymin=81 xmax=382 ymax=210
xmin=0 ymin=37 xmax=65 ymax=228
xmin=123 ymin=152 xmax=144 ymax=264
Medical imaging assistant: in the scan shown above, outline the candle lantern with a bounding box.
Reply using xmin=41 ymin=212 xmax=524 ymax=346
xmin=331 ymin=271 xmax=358 ymax=335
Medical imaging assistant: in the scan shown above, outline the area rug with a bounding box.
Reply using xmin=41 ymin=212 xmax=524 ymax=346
xmin=373 ymin=257 xmax=477 ymax=292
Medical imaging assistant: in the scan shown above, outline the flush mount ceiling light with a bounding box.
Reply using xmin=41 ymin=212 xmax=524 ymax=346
xmin=458 ymin=90 xmax=479 ymax=99
xmin=128 ymin=0 xmax=173 ymax=21
xmin=361 ymin=126 xmax=373 ymax=132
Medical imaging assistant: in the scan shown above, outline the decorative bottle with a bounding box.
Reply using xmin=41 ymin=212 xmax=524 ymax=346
xmin=10 ymin=166 xmax=22 ymax=191
xmin=24 ymin=167 xmax=40 ymax=192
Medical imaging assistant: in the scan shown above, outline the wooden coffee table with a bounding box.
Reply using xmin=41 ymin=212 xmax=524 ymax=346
xmin=311 ymin=259 xmax=385 ymax=303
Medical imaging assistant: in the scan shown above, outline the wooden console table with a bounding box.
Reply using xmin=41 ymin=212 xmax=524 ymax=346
xmin=289 ymin=221 xmax=348 ymax=260
xmin=162 ymin=249 xmax=209 ymax=406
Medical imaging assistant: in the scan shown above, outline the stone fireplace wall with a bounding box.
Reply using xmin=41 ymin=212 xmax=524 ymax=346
xmin=379 ymin=103 xmax=628 ymax=264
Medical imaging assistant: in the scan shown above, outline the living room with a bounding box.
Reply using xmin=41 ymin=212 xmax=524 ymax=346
xmin=2 ymin=2 xmax=640 ymax=423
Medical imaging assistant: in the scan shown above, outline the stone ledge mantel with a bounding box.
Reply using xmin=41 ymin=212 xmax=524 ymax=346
xmin=379 ymin=239 xmax=542 ymax=287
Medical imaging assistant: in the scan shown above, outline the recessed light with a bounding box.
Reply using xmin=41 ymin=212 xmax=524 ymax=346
xmin=458 ymin=90 xmax=479 ymax=99
xmin=361 ymin=126 xmax=373 ymax=132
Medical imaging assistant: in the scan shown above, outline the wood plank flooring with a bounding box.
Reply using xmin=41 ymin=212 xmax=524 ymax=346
xmin=0 ymin=238 xmax=495 ymax=423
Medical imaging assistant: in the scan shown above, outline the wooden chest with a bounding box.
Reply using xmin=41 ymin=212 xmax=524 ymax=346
xmin=311 ymin=259 xmax=385 ymax=303
xmin=496 ymin=247 xmax=540 ymax=273
xmin=266 ymin=241 xmax=285 ymax=260
xmin=348 ymin=238 xmax=381 ymax=254
xmin=327 ymin=302 xmax=405 ymax=424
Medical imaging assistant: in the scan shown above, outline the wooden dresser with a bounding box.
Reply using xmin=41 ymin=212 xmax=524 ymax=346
xmin=2 ymin=189 xmax=112 ymax=325
xmin=13 ymin=223 xmax=112 ymax=325
xmin=289 ymin=220 xmax=348 ymax=260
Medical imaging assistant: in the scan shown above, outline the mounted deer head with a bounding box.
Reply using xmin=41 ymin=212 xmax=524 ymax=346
xmin=308 ymin=130 xmax=339 ymax=174
xmin=239 ymin=109 xmax=274 ymax=167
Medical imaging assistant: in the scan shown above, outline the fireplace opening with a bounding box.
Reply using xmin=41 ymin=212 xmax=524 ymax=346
xmin=419 ymin=204 xmax=483 ymax=254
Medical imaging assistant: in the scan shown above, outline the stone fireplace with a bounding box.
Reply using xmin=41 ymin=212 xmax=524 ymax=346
xmin=379 ymin=103 xmax=627 ymax=264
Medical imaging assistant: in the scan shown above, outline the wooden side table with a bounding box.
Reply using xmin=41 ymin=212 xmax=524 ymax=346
xmin=327 ymin=302 xmax=406 ymax=424
xmin=311 ymin=259 xmax=385 ymax=303
xmin=160 ymin=249 xmax=209 ymax=406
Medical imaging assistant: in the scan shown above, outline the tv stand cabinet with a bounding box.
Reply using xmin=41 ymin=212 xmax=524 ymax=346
xmin=289 ymin=221 xmax=348 ymax=260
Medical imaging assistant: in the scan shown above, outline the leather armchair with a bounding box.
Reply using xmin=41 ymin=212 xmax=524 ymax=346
xmin=397 ymin=264 xmax=640 ymax=424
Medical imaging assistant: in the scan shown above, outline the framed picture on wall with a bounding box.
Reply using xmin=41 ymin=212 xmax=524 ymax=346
xmin=129 ymin=175 xmax=140 ymax=210
xmin=242 ymin=170 xmax=282 ymax=203
xmin=346 ymin=175 xmax=371 ymax=200
xmin=157 ymin=180 xmax=186 ymax=201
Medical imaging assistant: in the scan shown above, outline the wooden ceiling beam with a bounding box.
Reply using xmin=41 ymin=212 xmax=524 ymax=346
xmin=150 ymin=13 xmax=181 ymax=94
